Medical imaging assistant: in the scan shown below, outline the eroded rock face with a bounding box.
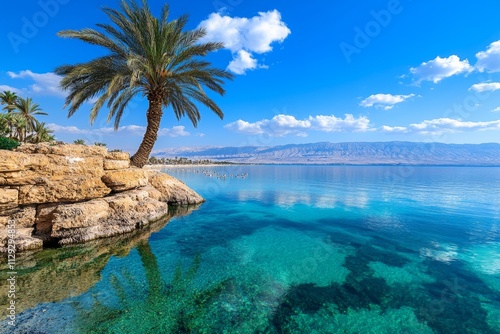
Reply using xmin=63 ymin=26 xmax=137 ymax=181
xmin=0 ymin=143 xmax=204 ymax=252
xmin=102 ymin=168 xmax=149 ymax=192
xmin=147 ymin=170 xmax=204 ymax=205
xmin=104 ymin=151 xmax=131 ymax=170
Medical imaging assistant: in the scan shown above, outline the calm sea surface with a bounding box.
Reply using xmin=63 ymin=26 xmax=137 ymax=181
xmin=2 ymin=166 xmax=500 ymax=333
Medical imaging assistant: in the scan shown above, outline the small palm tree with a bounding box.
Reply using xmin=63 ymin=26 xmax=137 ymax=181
xmin=55 ymin=0 xmax=233 ymax=167
xmin=14 ymin=97 xmax=48 ymax=142
xmin=0 ymin=91 xmax=19 ymax=136
xmin=74 ymin=139 xmax=86 ymax=145
xmin=27 ymin=121 xmax=55 ymax=143
xmin=0 ymin=114 xmax=9 ymax=137
xmin=0 ymin=91 xmax=18 ymax=113
xmin=12 ymin=116 xmax=27 ymax=142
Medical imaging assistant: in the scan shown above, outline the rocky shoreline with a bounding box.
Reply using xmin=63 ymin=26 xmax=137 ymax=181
xmin=0 ymin=143 xmax=204 ymax=252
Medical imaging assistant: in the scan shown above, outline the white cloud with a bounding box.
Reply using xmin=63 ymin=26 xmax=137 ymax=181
xmin=0 ymin=85 xmax=21 ymax=94
xmin=225 ymin=119 xmax=265 ymax=134
xmin=475 ymin=40 xmax=500 ymax=73
xmin=47 ymin=124 xmax=91 ymax=135
xmin=408 ymin=118 xmax=500 ymax=135
xmin=227 ymin=50 xmax=258 ymax=75
xmin=409 ymin=55 xmax=472 ymax=84
xmin=309 ymin=114 xmax=370 ymax=132
xmin=226 ymin=113 xmax=500 ymax=138
xmin=198 ymin=10 xmax=291 ymax=74
xmin=158 ymin=125 xmax=189 ymax=137
xmin=492 ymin=107 xmax=500 ymax=113
xmin=8 ymin=70 xmax=64 ymax=97
xmin=47 ymin=124 xmax=190 ymax=137
xmin=360 ymin=93 xmax=415 ymax=110
xmin=225 ymin=113 xmax=370 ymax=137
xmin=380 ymin=125 xmax=408 ymax=133
xmin=469 ymin=82 xmax=500 ymax=92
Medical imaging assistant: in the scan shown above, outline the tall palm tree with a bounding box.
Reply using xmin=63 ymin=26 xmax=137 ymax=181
xmin=55 ymin=0 xmax=233 ymax=167
xmin=14 ymin=97 xmax=48 ymax=142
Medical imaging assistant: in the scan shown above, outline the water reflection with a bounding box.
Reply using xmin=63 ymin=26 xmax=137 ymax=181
xmin=0 ymin=205 xmax=200 ymax=319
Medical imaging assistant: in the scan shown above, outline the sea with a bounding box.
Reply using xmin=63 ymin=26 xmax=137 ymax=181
xmin=1 ymin=165 xmax=499 ymax=333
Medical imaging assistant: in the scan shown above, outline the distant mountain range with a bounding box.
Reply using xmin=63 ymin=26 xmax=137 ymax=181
xmin=152 ymin=142 xmax=500 ymax=165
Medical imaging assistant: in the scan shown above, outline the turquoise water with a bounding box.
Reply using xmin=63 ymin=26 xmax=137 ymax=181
xmin=2 ymin=166 xmax=500 ymax=333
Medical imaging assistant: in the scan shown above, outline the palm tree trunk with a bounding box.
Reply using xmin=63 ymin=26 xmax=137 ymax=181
xmin=130 ymin=96 xmax=163 ymax=167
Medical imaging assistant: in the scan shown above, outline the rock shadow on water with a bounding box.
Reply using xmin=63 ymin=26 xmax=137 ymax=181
xmin=0 ymin=205 xmax=200 ymax=323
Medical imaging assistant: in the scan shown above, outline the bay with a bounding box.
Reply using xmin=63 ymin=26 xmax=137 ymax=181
xmin=2 ymin=166 xmax=500 ymax=333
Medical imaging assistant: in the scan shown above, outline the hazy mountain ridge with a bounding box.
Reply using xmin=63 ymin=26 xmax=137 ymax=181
xmin=153 ymin=142 xmax=500 ymax=165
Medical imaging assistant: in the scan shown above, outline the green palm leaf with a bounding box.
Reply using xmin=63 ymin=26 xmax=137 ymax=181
xmin=55 ymin=0 xmax=233 ymax=167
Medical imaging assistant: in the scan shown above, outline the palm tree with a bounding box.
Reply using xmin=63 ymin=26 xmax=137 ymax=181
xmin=0 ymin=114 xmax=9 ymax=137
xmin=0 ymin=91 xmax=18 ymax=113
xmin=12 ymin=116 xmax=27 ymax=142
xmin=0 ymin=91 xmax=19 ymax=136
xmin=14 ymin=97 xmax=48 ymax=142
xmin=55 ymin=0 xmax=233 ymax=167
xmin=27 ymin=121 xmax=55 ymax=143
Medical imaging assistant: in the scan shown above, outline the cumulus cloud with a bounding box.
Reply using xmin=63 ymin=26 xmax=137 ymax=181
xmin=158 ymin=125 xmax=190 ymax=137
xmin=360 ymin=93 xmax=415 ymax=110
xmin=469 ymin=82 xmax=500 ymax=92
xmin=380 ymin=118 xmax=500 ymax=135
xmin=227 ymin=50 xmax=258 ymax=75
xmin=198 ymin=10 xmax=290 ymax=74
xmin=8 ymin=70 xmax=64 ymax=97
xmin=310 ymin=114 xmax=370 ymax=132
xmin=492 ymin=107 xmax=500 ymax=113
xmin=0 ymin=84 xmax=21 ymax=94
xmin=225 ymin=114 xmax=370 ymax=137
xmin=408 ymin=118 xmax=500 ymax=135
xmin=47 ymin=124 xmax=190 ymax=137
xmin=475 ymin=40 xmax=500 ymax=73
xmin=409 ymin=55 xmax=472 ymax=84
xmin=380 ymin=125 xmax=408 ymax=133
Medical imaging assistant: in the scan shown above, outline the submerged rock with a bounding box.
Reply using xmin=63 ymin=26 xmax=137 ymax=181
xmin=0 ymin=143 xmax=204 ymax=252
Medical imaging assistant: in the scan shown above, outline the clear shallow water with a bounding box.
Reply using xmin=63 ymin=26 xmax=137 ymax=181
xmin=2 ymin=166 xmax=500 ymax=333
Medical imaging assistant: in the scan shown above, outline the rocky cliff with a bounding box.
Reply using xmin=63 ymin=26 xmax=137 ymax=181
xmin=0 ymin=143 xmax=204 ymax=252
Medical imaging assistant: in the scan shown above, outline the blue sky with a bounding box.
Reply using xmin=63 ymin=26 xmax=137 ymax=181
xmin=2 ymin=0 xmax=500 ymax=152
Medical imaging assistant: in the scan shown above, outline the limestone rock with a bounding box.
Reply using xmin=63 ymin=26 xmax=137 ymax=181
xmin=46 ymin=189 xmax=169 ymax=245
xmin=18 ymin=176 xmax=110 ymax=205
xmin=0 ymin=144 xmax=204 ymax=252
xmin=0 ymin=151 xmax=29 ymax=172
xmin=105 ymin=151 xmax=130 ymax=160
xmin=0 ymin=227 xmax=43 ymax=252
xmin=102 ymin=168 xmax=148 ymax=192
xmin=0 ymin=205 xmax=36 ymax=228
xmin=147 ymin=170 xmax=204 ymax=205
xmin=104 ymin=159 xmax=130 ymax=170
xmin=15 ymin=143 xmax=107 ymax=157
xmin=0 ymin=188 xmax=18 ymax=209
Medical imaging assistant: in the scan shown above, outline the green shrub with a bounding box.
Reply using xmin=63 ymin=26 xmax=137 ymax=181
xmin=74 ymin=139 xmax=86 ymax=145
xmin=0 ymin=136 xmax=20 ymax=150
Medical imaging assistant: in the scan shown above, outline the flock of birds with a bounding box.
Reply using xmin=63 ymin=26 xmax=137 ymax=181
xmin=165 ymin=168 xmax=249 ymax=180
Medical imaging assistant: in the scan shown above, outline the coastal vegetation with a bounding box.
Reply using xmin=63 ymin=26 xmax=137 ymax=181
xmin=55 ymin=0 xmax=233 ymax=168
xmin=0 ymin=90 xmax=54 ymax=149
